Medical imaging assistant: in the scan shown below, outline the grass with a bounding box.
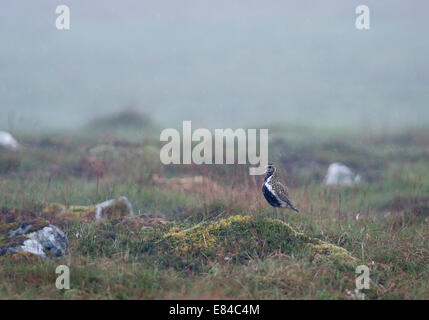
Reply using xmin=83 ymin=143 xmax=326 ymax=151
xmin=0 ymin=122 xmax=428 ymax=299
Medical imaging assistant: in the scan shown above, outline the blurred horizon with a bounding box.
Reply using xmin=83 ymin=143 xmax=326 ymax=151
xmin=1 ymin=0 xmax=428 ymax=132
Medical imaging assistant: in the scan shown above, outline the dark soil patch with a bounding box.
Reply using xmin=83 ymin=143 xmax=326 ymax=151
xmin=0 ymin=152 xmax=21 ymax=174
xmin=380 ymin=196 xmax=429 ymax=217
xmin=88 ymin=108 xmax=153 ymax=130
xmin=278 ymin=152 xmax=328 ymax=182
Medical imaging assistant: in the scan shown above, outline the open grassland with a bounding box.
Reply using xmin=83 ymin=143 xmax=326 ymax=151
xmin=0 ymin=118 xmax=428 ymax=299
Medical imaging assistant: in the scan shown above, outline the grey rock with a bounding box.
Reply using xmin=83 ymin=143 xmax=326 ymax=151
xmin=27 ymin=225 xmax=68 ymax=258
xmin=1 ymin=222 xmax=68 ymax=259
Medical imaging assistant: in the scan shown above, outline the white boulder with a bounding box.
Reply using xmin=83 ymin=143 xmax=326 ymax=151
xmin=0 ymin=131 xmax=20 ymax=151
xmin=324 ymin=162 xmax=361 ymax=186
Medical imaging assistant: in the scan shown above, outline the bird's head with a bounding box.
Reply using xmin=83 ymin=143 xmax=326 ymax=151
xmin=266 ymin=163 xmax=276 ymax=175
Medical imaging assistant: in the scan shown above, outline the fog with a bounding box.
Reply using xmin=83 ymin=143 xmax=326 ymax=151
xmin=1 ymin=0 xmax=428 ymax=131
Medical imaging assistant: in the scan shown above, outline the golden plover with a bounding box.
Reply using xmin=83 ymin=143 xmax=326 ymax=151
xmin=262 ymin=163 xmax=299 ymax=218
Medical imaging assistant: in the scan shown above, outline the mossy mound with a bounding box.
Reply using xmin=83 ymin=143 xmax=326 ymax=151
xmin=162 ymin=215 xmax=358 ymax=268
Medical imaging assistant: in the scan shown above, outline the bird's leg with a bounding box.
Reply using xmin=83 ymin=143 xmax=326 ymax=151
xmin=273 ymin=207 xmax=278 ymax=220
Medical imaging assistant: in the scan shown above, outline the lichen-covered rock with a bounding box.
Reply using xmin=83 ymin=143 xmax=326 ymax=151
xmin=43 ymin=196 xmax=134 ymax=221
xmin=95 ymin=196 xmax=134 ymax=220
xmin=162 ymin=215 xmax=358 ymax=268
xmin=324 ymin=162 xmax=361 ymax=186
xmin=0 ymin=219 xmax=68 ymax=259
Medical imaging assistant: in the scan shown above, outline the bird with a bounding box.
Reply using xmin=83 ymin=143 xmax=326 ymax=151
xmin=262 ymin=163 xmax=299 ymax=219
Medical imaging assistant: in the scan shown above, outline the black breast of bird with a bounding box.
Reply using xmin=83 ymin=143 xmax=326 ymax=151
xmin=262 ymin=173 xmax=282 ymax=208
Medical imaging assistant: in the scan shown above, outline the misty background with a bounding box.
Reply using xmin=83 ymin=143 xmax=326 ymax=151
xmin=0 ymin=0 xmax=428 ymax=131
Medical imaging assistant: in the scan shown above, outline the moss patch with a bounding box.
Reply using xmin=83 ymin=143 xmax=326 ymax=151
xmin=0 ymin=222 xmax=19 ymax=234
xmin=1 ymin=251 xmax=43 ymax=261
xmin=43 ymin=198 xmax=132 ymax=222
xmin=43 ymin=203 xmax=97 ymax=221
xmin=310 ymin=242 xmax=358 ymax=266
